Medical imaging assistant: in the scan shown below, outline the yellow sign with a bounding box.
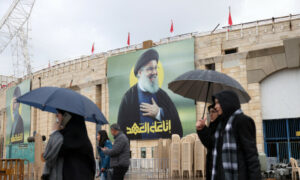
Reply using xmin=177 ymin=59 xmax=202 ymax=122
xmin=11 ymin=133 xmax=24 ymax=143
xmin=127 ymin=120 xmax=171 ymax=135
xmin=296 ymin=131 xmax=300 ymax=136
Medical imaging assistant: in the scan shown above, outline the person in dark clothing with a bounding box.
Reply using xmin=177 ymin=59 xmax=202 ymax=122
xmin=196 ymin=90 xmax=261 ymax=180
xmin=41 ymin=109 xmax=65 ymax=180
xmin=118 ymin=49 xmax=182 ymax=139
xmin=102 ymin=124 xmax=130 ymax=180
xmin=197 ymin=104 xmax=220 ymax=180
xmin=97 ymin=130 xmax=112 ymax=180
xmin=58 ymin=110 xmax=96 ymax=180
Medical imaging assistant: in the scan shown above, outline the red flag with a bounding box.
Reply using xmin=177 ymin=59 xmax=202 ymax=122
xmin=170 ymin=20 xmax=174 ymax=33
xmin=48 ymin=61 xmax=50 ymax=68
xmin=228 ymin=7 xmax=233 ymax=26
xmin=127 ymin=32 xmax=130 ymax=46
xmin=91 ymin=43 xmax=95 ymax=54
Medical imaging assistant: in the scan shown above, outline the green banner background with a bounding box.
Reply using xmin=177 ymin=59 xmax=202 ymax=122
xmin=5 ymin=79 xmax=31 ymax=145
xmin=107 ymin=38 xmax=196 ymax=138
xmin=6 ymin=143 xmax=35 ymax=163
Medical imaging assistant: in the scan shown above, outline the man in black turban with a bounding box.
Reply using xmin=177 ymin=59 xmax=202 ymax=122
xmin=118 ymin=49 xmax=183 ymax=139
xmin=10 ymin=86 xmax=24 ymax=143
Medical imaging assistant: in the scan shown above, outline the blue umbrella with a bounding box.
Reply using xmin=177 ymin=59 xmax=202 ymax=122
xmin=17 ymin=86 xmax=108 ymax=125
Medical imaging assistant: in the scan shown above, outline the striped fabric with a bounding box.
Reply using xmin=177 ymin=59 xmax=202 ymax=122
xmin=211 ymin=109 xmax=242 ymax=180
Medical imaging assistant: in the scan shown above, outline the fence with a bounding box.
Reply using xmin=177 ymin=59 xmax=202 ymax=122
xmin=265 ymin=142 xmax=300 ymax=163
xmin=0 ymin=159 xmax=30 ymax=180
xmin=127 ymin=158 xmax=169 ymax=179
xmin=263 ymin=118 xmax=300 ymax=163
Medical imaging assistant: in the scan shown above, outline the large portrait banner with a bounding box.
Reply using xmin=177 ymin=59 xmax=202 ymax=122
xmin=5 ymin=79 xmax=33 ymax=161
xmin=108 ymin=39 xmax=196 ymax=140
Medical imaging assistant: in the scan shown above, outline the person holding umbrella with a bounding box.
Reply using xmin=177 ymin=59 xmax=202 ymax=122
xmin=196 ymin=90 xmax=261 ymax=180
xmin=41 ymin=110 xmax=64 ymax=180
xmin=16 ymin=87 xmax=108 ymax=180
xmin=196 ymin=104 xmax=220 ymax=180
xmin=169 ymin=69 xmax=260 ymax=180
xmin=42 ymin=109 xmax=96 ymax=180
xmin=58 ymin=109 xmax=96 ymax=180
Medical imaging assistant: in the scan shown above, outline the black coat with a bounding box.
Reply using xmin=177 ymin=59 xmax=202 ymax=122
xmin=117 ymin=84 xmax=183 ymax=139
xmin=197 ymin=117 xmax=220 ymax=180
xmin=198 ymin=90 xmax=261 ymax=180
xmin=59 ymin=114 xmax=95 ymax=180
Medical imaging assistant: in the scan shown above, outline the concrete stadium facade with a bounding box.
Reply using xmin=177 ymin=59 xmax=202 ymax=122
xmin=0 ymin=14 xmax=300 ymax=162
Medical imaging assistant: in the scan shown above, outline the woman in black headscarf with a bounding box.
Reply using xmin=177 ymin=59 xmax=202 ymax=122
xmin=197 ymin=91 xmax=261 ymax=180
xmin=58 ymin=110 xmax=96 ymax=180
xmin=197 ymin=104 xmax=220 ymax=180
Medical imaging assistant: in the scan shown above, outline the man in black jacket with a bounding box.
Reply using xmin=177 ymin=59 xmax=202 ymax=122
xmin=102 ymin=124 xmax=130 ymax=180
xmin=196 ymin=90 xmax=261 ymax=180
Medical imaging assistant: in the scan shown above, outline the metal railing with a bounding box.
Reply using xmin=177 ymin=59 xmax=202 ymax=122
xmin=265 ymin=142 xmax=300 ymax=163
xmin=263 ymin=118 xmax=300 ymax=163
xmin=0 ymin=159 xmax=30 ymax=180
xmin=126 ymin=158 xmax=169 ymax=179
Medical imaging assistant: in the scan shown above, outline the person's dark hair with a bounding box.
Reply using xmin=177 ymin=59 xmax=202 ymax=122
xmin=42 ymin=135 xmax=47 ymax=141
xmin=110 ymin=123 xmax=121 ymax=131
xmin=208 ymin=104 xmax=215 ymax=111
xmin=212 ymin=90 xmax=241 ymax=118
xmin=57 ymin=109 xmax=66 ymax=115
xmin=98 ymin=130 xmax=110 ymax=147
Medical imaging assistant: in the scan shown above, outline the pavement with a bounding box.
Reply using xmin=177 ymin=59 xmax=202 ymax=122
xmin=125 ymin=173 xmax=204 ymax=180
xmin=124 ymin=176 xmax=204 ymax=180
xmin=95 ymin=174 xmax=205 ymax=180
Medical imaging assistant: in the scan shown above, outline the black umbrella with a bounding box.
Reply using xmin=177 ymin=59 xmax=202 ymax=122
xmin=168 ymin=69 xmax=251 ymax=118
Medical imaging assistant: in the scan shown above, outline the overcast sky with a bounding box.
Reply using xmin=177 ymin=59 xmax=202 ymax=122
xmin=0 ymin=0 xmax=299 ymax=76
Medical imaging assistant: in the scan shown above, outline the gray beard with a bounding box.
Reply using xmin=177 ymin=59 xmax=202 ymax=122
xmin=138 ymin=73 xmax=159 ymax=94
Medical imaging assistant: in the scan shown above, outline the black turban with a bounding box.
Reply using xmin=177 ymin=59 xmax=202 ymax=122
xmin=134 ymin=49 xmax=159 ymax=76
xmin=13 ymin=86 xmax=21 ymax=98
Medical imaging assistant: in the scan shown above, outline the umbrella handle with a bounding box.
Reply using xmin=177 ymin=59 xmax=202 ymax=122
xmin=202 ymin=102 xmax=207 ymax=119
xmin=201 ymin=82 xmax=211 ymax=119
